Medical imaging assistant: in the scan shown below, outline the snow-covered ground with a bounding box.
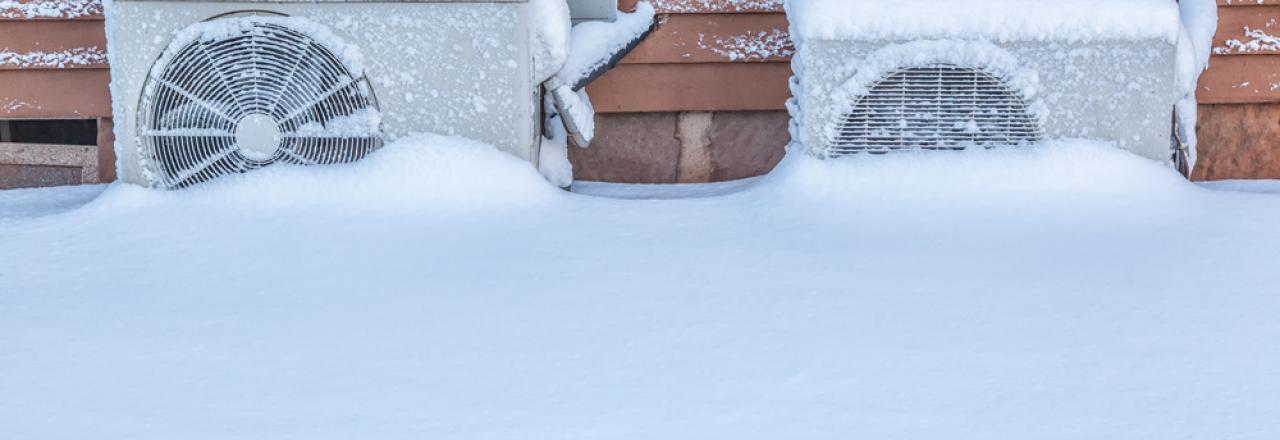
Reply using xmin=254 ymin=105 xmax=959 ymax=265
xmin=3 ymin=135 xmax=1280 ymax=439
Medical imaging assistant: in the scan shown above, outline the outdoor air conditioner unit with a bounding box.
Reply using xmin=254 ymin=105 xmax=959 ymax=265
xmin=786 ymin=1 xmax=1185 ymax=163
xmin=106 ymin=0 xmax=544 ymax=189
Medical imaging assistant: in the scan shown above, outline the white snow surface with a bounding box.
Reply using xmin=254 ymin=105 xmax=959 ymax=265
xmin=290 ymin=108 xmax=383 ymax=138
xmin=539 ymin=96 xmax=575 ymax=188
xmin=1175 ymin=0 xmax=1219 ymax=171
xmin=531 ymin=0 xmax=573 ymax=83
xmin=559 ymin=1 xmax=655 ymax=86
xmin=4 ymin=135 xmax=1280 ymax=439
xmin=787 ymin=0 xmax=1182 ymax=43
xmin=0 ymin=47 xmax=107 ymax=69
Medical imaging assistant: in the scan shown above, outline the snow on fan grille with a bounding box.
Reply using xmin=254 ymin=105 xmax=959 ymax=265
xmin=829 ymin=64 xmax=1043 ymax=156
xmin=139 ymin=18 xmax=382 ymax=189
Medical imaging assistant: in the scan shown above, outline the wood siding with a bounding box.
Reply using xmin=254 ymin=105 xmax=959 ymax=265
xmin=587 ymin=1 xmax=788 ymax=113
xmin=0 ymin=0 xmax=110 ymax=118
xmin=0 ymin=0 xmax=112 ymax=186
xmin=1201 ymin=2 xmax=1280 ymax=103
xmin=1195 ymin=1 xmax=1280 ymax=180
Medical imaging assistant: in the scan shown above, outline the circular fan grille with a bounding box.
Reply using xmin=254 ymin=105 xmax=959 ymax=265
xmin=829 ymin=64 xmax=1042 ymax=157
xmin=139 ymin=18 xmax=382 ymax=188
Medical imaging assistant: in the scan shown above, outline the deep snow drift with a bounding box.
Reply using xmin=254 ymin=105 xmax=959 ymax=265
xmin=3 ymin=135 xmax=1280 ymax=440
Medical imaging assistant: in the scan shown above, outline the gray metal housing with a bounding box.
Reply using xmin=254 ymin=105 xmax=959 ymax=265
xmin=107 ymin=0 xmax=539 ymax=185
xmin=791 ymin=38 xmax=1182 ymax=162
xmin=566 ymin=0 xmax=616 ymax=22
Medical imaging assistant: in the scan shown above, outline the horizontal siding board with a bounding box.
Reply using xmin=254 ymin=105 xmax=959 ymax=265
xmin=1219 ymin=0 xmax=1280 ymax=5
xmin=622 ymin=13 xmax=791 ymax=64
xmin=650 ymin=0 xmax=783 ymax=14
xmin=1199 ymin=55 xmax=1280 ymax=103
xmin=0 ymin=0 xmax=103 ymax=21
xmin=0 ymin=20 xmax=108 ymax=70
xmin=0 ymin=69 xmax=111 ymax=118
xmin=1213 ymin=5 xmax=1280 ymax=55
xmin=586 ymin=63 xmax=792 ymax=112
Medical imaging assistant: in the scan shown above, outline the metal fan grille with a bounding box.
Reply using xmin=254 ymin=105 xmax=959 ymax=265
xmin=139 ymin=19 xmax=382 ymax=188
xmin=829 ymin=64 xmax=1042 ymax=156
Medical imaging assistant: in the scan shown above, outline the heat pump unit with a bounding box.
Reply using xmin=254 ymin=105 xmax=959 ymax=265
xmin=786 ymin=1 xmax=1184 ymax=162
xmin=106 ymin=0 xmax=542 ymax=189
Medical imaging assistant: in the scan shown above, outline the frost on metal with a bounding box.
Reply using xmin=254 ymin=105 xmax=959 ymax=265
xmin=0 ymin=0 xmax=102 ymax=19
xmin=107 ymin=1 xmax=540 ymax=187
xmin=787 ymin=0 xmax=1182 ymax=43
xmin=136 ymin=16 xmax=382 ymax=188
xmin=788 ymin=0 xmax=1183 ymax=162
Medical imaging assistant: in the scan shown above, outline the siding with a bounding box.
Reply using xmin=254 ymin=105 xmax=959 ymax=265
xmin=587 ymin=0 xmax=788 ymax=112
xmin=0 ymin=0 xmax=110 ymax=119
xmin=1195 ymin=0 xmax=1280 ymax=180
xmin=0 ymin=0 xmax=113 ymax=187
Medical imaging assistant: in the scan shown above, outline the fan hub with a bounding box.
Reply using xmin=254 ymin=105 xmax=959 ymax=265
xmin=235 ymin=114 xmax=282 ymax=161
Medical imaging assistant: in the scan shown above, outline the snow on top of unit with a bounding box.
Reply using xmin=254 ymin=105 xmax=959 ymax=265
xmin=532 ymin=0 xmax=573 ymax=83
xmin=787 ymin=0 xmax=1182 ymax=43
xmin=0 ymin=0 xmax=101 ymax=19
xmin=156 ymin=16 xmax=366 ymax=78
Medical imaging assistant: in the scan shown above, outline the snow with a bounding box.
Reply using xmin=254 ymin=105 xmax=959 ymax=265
xmin=558 ymin=1 xmax=655 ymax=88
xmin=1198 ymin=179 xmax=1280 ymax=195
xmin=156 ymin=16 xmax=367 ymax=78
xmin=4 ymin=135 xmax=1280 ymax=439
xmin=1216 ymin=23 xmax=1280 ymax=54
xmin=539 ymin=96 xmax=575 ymax=187
xmin=290 ymin=108 xmax=383 ymax=138
xmin=0 ymin=47 xmax=108 ymax=69
xmin=698 ymin=29 xmax=794 ymax=61
xmin=650 ymin=0 xmax=781 ymax=13
xmin=550 ymin=85 xmax=596 ymax=143
xmin=823 ymin=39 xmax=1047 ymax=144
xmin=573 ymin=177 xmax=762 ymax=200
xmin=787 ymin=0 xmax=1182 ymax=43
xmin=1174 ymin=0 xmax=1219 ymax=172
xmin=0 ymin=184 xmax=106 ymax=221
xmin=530 ymin=0 xmax=572 ymax=83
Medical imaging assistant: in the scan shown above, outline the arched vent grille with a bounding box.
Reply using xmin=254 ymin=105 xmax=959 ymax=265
xmin=138 ymin=19 xmax=382 ymax=189
xmin=829 ymin=64 xmax=1042 ymax=156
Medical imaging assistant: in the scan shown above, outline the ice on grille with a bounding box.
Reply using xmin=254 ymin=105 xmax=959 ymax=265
xmin=830 ymin=65 xmax=1042 ymax=155
xmin=138 ymin=17 xmax=382 ymax=189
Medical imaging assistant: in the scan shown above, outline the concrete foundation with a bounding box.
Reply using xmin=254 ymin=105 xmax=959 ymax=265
xmin=571 ymin=111 xmax=789 ymax=183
